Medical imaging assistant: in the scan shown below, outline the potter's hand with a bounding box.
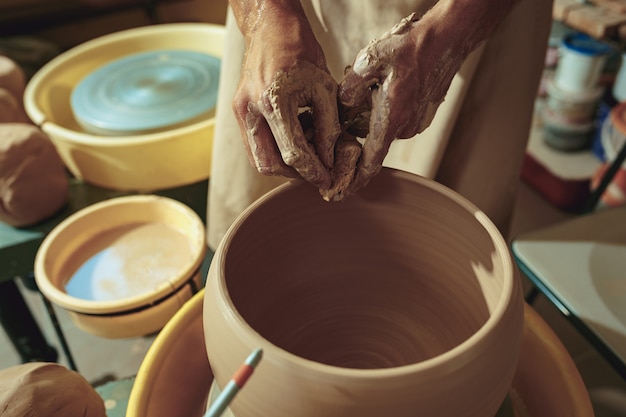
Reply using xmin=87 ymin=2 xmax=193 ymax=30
xmin=339 ymin=0 xmax=518 ymax=192
xmin=339 ymin=13 xmax=457 ymax=192
xmin=230 ymin=1 xmax=340 ymax=190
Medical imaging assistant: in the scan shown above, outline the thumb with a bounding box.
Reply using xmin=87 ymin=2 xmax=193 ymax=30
xmin=338 ymin=55 xmax=382 ymax=108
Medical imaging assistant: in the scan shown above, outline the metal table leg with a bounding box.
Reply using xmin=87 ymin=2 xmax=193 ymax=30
xmin=0 ymin=279 xmax=58 ymax=364
xmin=21 ymin=272 xmax=78 ymax=372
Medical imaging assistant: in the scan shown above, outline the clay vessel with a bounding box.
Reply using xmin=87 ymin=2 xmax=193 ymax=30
xmin=203 ymin=168 xmax=524 ymax=417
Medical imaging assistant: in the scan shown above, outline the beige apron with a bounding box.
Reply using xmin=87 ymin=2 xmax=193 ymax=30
xmin=207 ymin=0 xmax=553 ymax=250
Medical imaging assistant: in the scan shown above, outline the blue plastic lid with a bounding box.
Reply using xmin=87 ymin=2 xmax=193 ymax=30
xmin=71 ymin=50 xmax=221 ymax=135
xmin=562 ymin=33 xmax=612 ymax=56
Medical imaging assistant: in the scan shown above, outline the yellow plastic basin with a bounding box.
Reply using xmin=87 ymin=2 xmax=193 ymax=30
xmin=24 ymin=23 xmax=225 ymax=191
xmin=34 ymin=195 xmax=207 ymax=338
xmin=127 ymin=290 xmax=212 ymax=417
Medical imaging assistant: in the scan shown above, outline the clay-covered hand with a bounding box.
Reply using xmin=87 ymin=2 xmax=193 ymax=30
xmin=339 ymin=13 xmax=461 ymax=192
xmin=339 ymin=0 xmax=518 ymax=192
xmin=230 ymin=1 xmax=341 ymax=190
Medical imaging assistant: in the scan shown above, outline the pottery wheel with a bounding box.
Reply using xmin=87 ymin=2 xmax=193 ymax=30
xmin=70 ymin=49 xmax=220 ymax=135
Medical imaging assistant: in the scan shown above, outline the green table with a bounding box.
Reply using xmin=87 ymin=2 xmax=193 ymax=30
xmin=95 ymin=377 xmax=135 ymax=417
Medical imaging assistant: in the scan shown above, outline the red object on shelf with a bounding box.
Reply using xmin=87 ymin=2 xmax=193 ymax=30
xmin=520 ymin=109 xmax=602 ymax=212
xmin=521 ymin=153 xmax=592 ymax=212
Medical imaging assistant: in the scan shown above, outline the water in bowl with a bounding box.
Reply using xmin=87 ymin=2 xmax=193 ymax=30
xmin=64 ymin=222 xmax=194 ymax=301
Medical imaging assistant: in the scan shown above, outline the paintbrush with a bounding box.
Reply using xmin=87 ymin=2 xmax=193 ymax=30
xmin=204 ymin=348 xmax=263 ymax=417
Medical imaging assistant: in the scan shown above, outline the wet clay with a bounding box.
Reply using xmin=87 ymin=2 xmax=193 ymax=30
xmin=0 ymin=56 xmax=29 ymax=123
xmin=0 ymin=59 xmax=67 ymax=227
xmin=63 ymin=223 xmax=195 ymax=301
xmin=0 ymin=88 xmax=25 ymax=123
xmin=320 ymin=135 xmax=362 ymax=201
xmin=299 ymin=110 xmax=362 ymax=201
xmin=0 ymin=56 xmax=26 ymax=102
xmin=0 ymin=123 xmax=68 ymax=227
xmin=0 ymin=362 xmax=105 ymax=417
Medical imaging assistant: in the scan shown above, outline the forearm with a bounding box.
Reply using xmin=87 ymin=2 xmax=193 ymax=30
xmin=229 ymin=0 xmax=307 ymax=38
xmin=391 ymin=0 xmax=519 ymax=98
xmin=416 ymin=0 xmax=519 ymax=58
xmin=228 ymin=0 xmax=326 ymax=68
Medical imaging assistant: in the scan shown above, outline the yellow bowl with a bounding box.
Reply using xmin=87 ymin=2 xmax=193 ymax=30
xmin=127 ymin=296 xmax=594 ymax=417
xmin=23 ymin=23 xmax=225 ymax=191
xmin=127 ymin=290 xmax=212 ymax=417
xmin=34 ymin=195 xmax=207 ymax=338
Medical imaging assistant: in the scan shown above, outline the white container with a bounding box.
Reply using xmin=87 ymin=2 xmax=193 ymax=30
xmin=542 ymin=112 xmax=595 ymax=151
xmin=541 ymin=79 xmax=600 ymax=151
xmin=554 ymin=33 xmax=611 ymax=93
xmin=612 ymin=53 xmax=626 ymax=102
xmin=545 ymin=79 xmax=603 ymax=123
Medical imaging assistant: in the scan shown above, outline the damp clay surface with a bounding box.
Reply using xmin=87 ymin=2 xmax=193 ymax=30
xmin=204 ymin=168 xmax=524 ymax=417
xmin=0 ymin=362 xmax=105 ymax=417
xmin=224 ymin=178 xmax=492 ymax=368
xmin=62 ymin=223 xmax=195 ymax=301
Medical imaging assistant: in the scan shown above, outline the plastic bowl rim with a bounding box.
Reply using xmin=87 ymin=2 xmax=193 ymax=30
xmin=34 ymin=194 xmax=207 ymax=314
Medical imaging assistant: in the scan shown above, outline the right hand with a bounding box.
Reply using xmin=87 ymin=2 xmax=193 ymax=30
xmin=339 ymin=0 xmax=517 ymax=193
xmin=339 ymin=13 xmax=458 ymax=193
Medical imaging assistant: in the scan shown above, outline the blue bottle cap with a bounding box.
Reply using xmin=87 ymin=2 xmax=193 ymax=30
xmin=562 ymin=33 xmax=612 ymax=57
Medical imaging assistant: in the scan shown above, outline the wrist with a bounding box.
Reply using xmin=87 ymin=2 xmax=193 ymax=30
xmin=231 ymin=0 xmax=326 ymax=67
xmin=412 ymin=0 xmax=518 ymax=58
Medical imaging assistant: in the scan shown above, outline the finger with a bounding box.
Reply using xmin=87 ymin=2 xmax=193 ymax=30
xmin=262 ymin=93 xmax=332 ymax=189
xmin=338 ymin=47 xmax=383 ymax=107
xmin=339 ymin=69 xmax=374 ymax=109
xmin=349 ymin=84 xmax=396 ymax=192
xmin=311 ymin=78 xmax=341 ymax=168
xmin=241 ymin=106 xmax=300 ymax=179
xmin=320 ymin=134 xmax=362 ymax=202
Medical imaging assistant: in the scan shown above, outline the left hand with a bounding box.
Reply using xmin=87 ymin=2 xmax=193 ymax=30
xmin=338 ymin=13 xmax=465 ymax=192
